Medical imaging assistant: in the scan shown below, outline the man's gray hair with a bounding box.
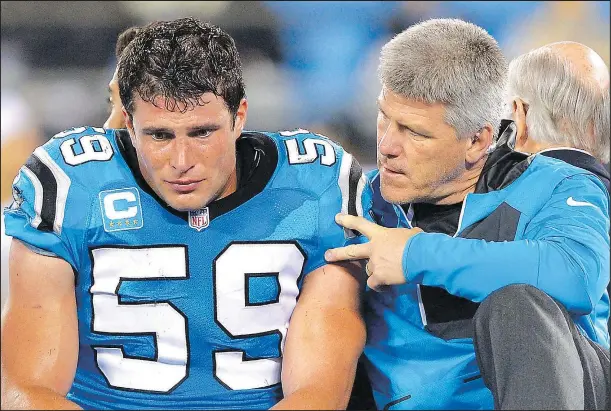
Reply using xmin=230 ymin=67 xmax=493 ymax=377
xmin=379 ymin=18 xmax=507 ymax=139
xmin=507 ymin=48 xmax=610 ymax=163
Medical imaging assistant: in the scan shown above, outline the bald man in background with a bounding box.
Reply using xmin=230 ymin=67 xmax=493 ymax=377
xmin=506 ymin=41 xmax=610 ymax=193
xmin=506 ymin=41 xmax=611 ymax=319
xmin=505 ymin=41 xmax=610 ymax=409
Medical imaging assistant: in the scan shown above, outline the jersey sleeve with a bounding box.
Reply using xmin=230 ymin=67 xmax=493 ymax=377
xmin=305 ymin=149 xmax=373 ymax=275
xmin=3 ymin=128 xmax=96 ymax=270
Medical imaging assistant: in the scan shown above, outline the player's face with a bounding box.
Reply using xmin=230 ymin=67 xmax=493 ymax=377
xmin=104 ymin=68 xmax=125 ymax=129
xmin=125 ymin=93 xmax=247 ymax=212
xmin=376 ymin=86 xmax=471 ymax=205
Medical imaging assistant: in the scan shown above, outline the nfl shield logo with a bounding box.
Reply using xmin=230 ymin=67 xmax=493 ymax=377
xmin=189 ymin=208 xmax=210 ymax=231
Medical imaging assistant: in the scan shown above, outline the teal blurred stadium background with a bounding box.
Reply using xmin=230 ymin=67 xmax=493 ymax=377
xmin=2 ymin=1 xmax=609 ymax=167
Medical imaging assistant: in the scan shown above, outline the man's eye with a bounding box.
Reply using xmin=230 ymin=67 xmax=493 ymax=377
xmin=151 ymin=132 xmax=171 ymax=141
xmin=400 ymin=125 xmax=427 ymax=138
xmin=197 ymin=130 xmax=213 ymax=138
xmin=398 ymin=124 xmax=412 ymax=134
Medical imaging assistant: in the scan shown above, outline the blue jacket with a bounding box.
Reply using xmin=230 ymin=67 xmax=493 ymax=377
xmin=364 ymin=149 xmax=610 ymax=410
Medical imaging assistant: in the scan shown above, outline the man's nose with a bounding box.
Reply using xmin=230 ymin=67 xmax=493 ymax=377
xmin=170 ymin=137 xmax=195 ymax=173
xmin=378 ymin=123 xmax=401 ymax=158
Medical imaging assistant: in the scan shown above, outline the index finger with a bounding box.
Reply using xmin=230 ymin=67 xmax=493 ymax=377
xmin=367 ymin=275 xmax=388 ymax=293
xmin=324 ymin=242 xmax=371 ymax=263
xmin=335 ymin=214 xmax=380 ymax=239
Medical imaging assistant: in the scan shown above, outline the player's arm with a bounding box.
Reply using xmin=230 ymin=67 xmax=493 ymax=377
xmin=1 ymin=239 xmax=81 ymax=410
xmin=271 ymin=261 xmax=366 ymax=410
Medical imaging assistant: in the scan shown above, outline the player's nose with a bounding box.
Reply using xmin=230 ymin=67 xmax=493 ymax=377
xmin=170 ymin=137 xmax=195 ymax=173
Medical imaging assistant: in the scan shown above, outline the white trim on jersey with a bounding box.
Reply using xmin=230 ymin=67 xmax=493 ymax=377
xmin=356 ymin=172 xmax=366 ymax=218
xmin=338 ymin=152 xmax=353 ymax=216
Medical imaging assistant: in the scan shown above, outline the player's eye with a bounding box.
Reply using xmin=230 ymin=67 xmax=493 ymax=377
xmin=189 ymin=127 xmax=218 ymax=139
xmin=196 ymin=130 xmax=213 ymax=139
xmin=150 ymin=132 xmax=173 ymax=141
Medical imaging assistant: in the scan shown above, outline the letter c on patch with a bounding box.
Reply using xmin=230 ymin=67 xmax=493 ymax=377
xmin=104 ymin=191 xmax=138 ymax=219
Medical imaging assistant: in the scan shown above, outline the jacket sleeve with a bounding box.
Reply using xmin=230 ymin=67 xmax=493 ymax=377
xmin=402 ymin=173 xmax=610 ymax=315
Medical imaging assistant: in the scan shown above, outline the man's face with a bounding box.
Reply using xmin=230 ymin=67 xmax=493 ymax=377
xmin=104 ymin=68 xmax=124 ymax=129
xmin=376 ymin=87 xmax=471 ymax=205
xmin=125 ymin=93 xmax=247 ymax=212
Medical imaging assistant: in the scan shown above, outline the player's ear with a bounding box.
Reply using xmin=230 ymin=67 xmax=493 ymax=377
xmin=122 ymin=107 xmax=137 ymax=144
xmin=232 ymin=98 xmax=248 ymax=138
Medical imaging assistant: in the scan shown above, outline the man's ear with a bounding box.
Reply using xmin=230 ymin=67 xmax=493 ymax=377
xmin=512 ymin=98 xmax=529 ymax=151
xmin=233 ymin=98 xmax=248 ymax=139
xmin=465 ymin=124 xmax=493 ymax=164
xmin=122 ymin=107 xmax=137 ymax=145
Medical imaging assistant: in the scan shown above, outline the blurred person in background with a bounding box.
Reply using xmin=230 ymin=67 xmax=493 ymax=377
xmin=1 ymin=17 xmax=371 ymax=410
xmin=506 ymin=41 xmax=610 ymax=190
xmin=326 ymin=18 xmax=610 ymax=409
xmin=104 ymin=26 xmax=141 ymax=130
xmin=1 ymin=91 xmax=42 ymax=309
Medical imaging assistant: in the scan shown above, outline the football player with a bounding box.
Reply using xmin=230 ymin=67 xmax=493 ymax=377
xmin=2 ymin=18 xmax=370 ymax=410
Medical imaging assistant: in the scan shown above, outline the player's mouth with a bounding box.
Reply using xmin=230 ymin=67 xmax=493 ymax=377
xmin=165 ymin=179 xmax=204 ymax=193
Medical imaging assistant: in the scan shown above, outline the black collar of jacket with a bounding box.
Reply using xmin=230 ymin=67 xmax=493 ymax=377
xmin=474 ymin=120 xmax=531 ymax=194
xmin=474 ymin=120 xmax=611 ymax=195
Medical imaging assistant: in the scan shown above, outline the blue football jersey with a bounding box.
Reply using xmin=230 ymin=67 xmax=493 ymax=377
xmin=4 ymin=126 xmax=371 ymax=410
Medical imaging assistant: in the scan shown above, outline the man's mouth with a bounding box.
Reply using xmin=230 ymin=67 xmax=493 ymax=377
xmin=165 ymin=179 xmax=204 ymax=193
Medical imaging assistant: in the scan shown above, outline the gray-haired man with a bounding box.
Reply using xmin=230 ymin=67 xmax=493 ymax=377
xmin=328 ymin=19 xmax=610 ymax=409
xmin=506 ymin=40 xmax=610 ymax=192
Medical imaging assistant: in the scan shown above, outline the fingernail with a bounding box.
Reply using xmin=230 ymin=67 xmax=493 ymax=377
xmin=324 ymin=251 xmax=331 ymax=260
xmin=335 ymin=214 xmax=342 ymax=223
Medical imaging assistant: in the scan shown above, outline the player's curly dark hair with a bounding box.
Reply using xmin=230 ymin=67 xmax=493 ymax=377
xmin=115 ymin=26 xmax=141 ymax=59
xmin=118 ymin=17 xmax=246 ymax=127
